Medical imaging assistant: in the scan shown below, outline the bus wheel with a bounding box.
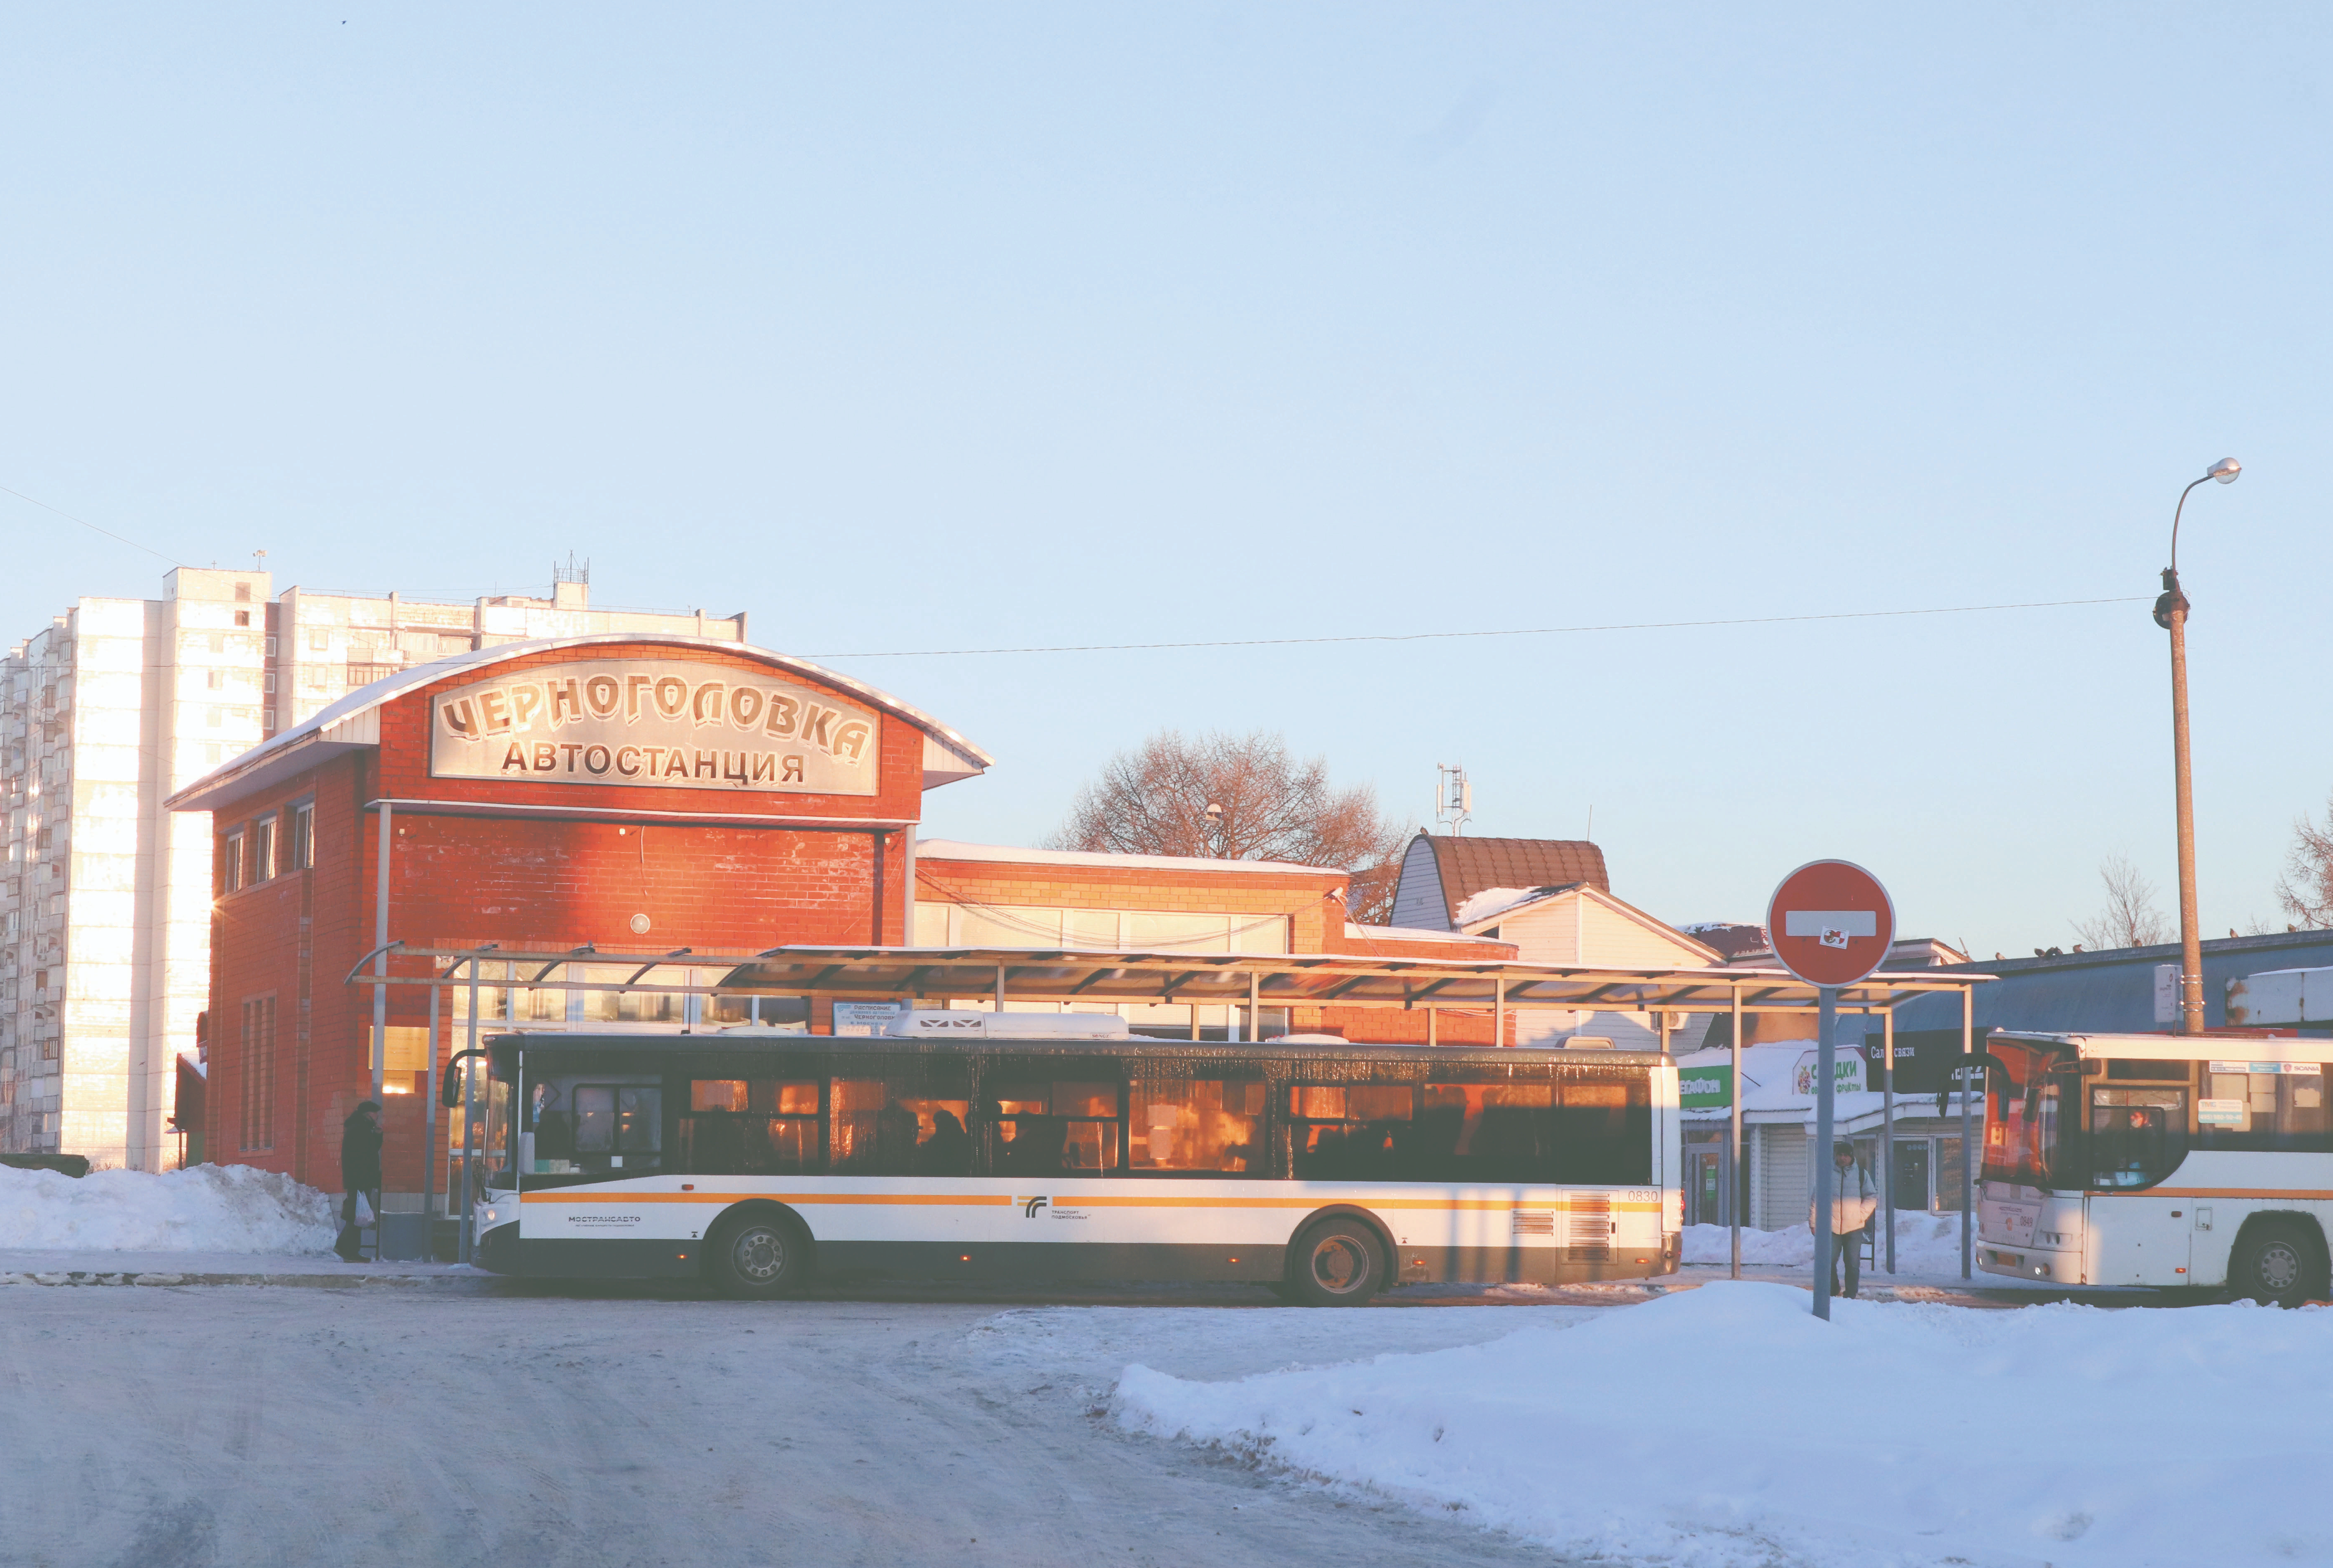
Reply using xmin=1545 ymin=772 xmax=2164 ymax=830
xmin=2230 ymin=1221 xmax=2319 ymax=1308
xmin=710 ymin=1211 xmax=811 ymax=1299
xmin=1289 ymin=1219 xmax=1385 ymax=1308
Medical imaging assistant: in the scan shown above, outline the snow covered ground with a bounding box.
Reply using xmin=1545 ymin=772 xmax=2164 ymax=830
xmin=0 ymin=1285 xmax=1590 ymax=1568
xmin=1683 ymin=1213 xmax=1971 ymax=1273
xmin=1118 ymin=1280 xmax=2333 ymax=1567
xmin=0 ymin=1163 xmax=336 ymax=1253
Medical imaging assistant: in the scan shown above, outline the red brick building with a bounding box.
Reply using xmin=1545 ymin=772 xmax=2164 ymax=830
xmin=165 ymin=634 xmax=990 ymax=1202
xmin=906 ymin=840 xmax=1518 ymax=1044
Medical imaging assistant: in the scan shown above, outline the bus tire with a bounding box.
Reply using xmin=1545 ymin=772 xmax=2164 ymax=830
xmin=2228 ymin=1219 xmax=2322 ymax=1309
xmin=708 ymin=1207 xmax=813 ymax=1300
xmin=1288 ymin=1217 xmax=1386 ymax=1307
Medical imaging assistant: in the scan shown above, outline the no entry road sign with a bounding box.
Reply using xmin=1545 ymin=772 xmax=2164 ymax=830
xmin=1766 ymin=860 xmax=1896 ymax=989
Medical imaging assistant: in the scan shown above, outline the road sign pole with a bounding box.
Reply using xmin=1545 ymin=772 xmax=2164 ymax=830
xmin=1766 ymin=858 xmax=1895 ymax=1322
xmin=1812 ymin=985 xmax=1837 ymax=1321
xmin=1961 ymin=985 xmax=1974 ymax=1280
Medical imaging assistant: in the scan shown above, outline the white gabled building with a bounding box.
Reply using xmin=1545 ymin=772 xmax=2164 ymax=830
xmin=1386 ymin=832 xmax=1721 ymax=1049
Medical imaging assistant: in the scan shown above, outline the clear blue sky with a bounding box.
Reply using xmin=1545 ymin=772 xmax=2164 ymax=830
xmin=7 ymin=5 xmax=2329 ymax=957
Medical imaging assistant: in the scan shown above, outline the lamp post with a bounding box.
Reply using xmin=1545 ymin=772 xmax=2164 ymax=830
xmin=2155 ymin=457 xmax=2241 ymax=1036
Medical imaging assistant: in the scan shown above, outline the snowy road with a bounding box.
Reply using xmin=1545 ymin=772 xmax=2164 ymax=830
xmin=0 ymin=1286 xmax=1598 ymax=1568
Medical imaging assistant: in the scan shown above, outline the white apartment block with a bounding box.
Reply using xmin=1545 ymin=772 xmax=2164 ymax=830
xmin=0 ymin=566 xmax=743 ymax=1168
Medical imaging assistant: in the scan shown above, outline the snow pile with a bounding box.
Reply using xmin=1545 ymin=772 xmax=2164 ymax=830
xmin=0 ymin=1163 xmax=337 ymax=1254
xmin=1117 ymin=1282 xmax=2333 ymax=1567
xmin=1683 ymin=1214 xmax=1970 ymax=1272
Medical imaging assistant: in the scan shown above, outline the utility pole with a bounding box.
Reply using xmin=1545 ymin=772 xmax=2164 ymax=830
xmin=2157 ymin=458 xmax=2241 ymax=1035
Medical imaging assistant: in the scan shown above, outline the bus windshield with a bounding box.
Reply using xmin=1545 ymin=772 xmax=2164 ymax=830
xmin=1981 ymin=1040 xmax=2075 ymax=1189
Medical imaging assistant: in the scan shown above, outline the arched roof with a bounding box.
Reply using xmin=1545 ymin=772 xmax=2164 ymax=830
xmin=166 ymin=633 xmax=991 ymax=812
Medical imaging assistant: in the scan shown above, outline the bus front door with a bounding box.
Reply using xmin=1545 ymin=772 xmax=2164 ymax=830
xmin=2086 ymin=1192 xmax=2192 ymax=1286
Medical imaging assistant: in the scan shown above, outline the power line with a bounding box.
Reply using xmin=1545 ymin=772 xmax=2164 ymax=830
xmin=810 ymin=595 xmax=2151 ymax=659
xmin=0 ymin=485 xmax=186 ymax=568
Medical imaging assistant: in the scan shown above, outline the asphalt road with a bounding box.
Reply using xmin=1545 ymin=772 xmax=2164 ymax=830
xmin=0 ymin=1284 xmax=1606 ymax=1568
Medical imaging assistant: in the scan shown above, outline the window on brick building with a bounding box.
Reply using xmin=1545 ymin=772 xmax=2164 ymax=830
xmin=252 ymin=815 xmax=275 ymax=883
xmin=289 ymin=801 xmax=314 ymax=870
xmin=222 ymin=829 xmax=245 ymax=893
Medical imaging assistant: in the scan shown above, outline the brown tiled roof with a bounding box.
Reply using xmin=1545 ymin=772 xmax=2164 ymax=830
xmin=1423 ymin=835 xmax=1609 ymax=923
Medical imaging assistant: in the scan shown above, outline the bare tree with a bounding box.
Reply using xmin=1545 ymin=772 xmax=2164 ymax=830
xmin=2071 ymin=853 xmax=2170 ymax=951
xmin=2277 ymin=791 xmax=2333 ymax=929
xmin=1048 ymin=730 xmax=1407 ymax=913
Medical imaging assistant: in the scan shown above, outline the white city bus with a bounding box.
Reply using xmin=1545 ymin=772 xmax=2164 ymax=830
xmin=462 ymin=1015 xmax=1683 ymax=1303
xmin=1978 ymin=1030 xmax=2333 ymax=1304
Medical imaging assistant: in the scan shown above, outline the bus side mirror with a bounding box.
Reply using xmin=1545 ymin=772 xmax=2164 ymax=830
xmin=441 ymin=1071 xmax=463 ymax=1109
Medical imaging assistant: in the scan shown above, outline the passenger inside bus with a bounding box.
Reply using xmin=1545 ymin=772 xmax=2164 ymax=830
xmin=916 ymin=1109 xmax=972 ymax=1175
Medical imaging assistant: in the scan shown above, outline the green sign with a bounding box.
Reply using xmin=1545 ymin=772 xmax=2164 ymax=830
xmin=1679 ymin=1065 xmax=1732 ymax=1109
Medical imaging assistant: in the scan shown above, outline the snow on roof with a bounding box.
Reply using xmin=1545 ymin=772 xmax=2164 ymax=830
xmin=915 ymin=840 xmax=1338 ymax=878
xmin=165 ymin=633 xmax=993 ymax=813
xmin=1452 ymin=884 xmax=1573 ymax=926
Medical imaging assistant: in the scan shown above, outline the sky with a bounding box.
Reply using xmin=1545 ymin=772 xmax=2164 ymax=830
xmin=6 ymin=4 xmax=2330 ymax=958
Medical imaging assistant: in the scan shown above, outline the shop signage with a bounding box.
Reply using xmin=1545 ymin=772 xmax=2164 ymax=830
xmin=430 ymin=659 xmax=879 ymax=796
xmin=1793 ymin=1049 xmax=1866 ymax=1097
xmin=1678 ymin=1065 xmax=1732 ymax=1109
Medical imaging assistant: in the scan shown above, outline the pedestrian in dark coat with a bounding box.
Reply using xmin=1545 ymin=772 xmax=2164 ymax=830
xmin=336 ymin=1100 xmax=384 ymax=1261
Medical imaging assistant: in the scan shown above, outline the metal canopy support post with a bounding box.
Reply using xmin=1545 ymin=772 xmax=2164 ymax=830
xmin=1882 ymin=1006 xmax=1897 ymax=1274
xmin=1250 ymin=970 xmax=1260 ymax=1043
xmin=994 ymin=962 xmax=1005 ymax=1014
xmin=1427 ymin=1007 xmax=1438 ymax=1046
xmin=1494 ymin=977 xmax=1505 ymax=1047
xmin=1812 ymin=985 xmax=1837 ymax=1321
xmin=423 ymin=979 xmax=439 ymax=1224
xmin=1960 ymin=985 xmax=1974 ymax=1279
xmin=372 ymin=802 xmax=391 ymax=1103
xmin=460 ymin=957 xmax=482 ymax=1265
xmin=1729 ymin=984 xmax=1742 ymax=1280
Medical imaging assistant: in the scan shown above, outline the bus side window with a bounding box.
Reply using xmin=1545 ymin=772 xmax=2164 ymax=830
xmin=1128 ymin=1077 xmax=1264 ymax=1174
xmin=2088 ymin=1087 xmax=2188 ymax=1188
xmin=833 ymin=1074 xmax=975 ymax=1176
xmin=1548 ymin=1072 xmax=1652 ymax=1185
xmin=678 ymin=1079 xmax=818 ymax=1175
xmin=985 ymin=1067 xmax=1122 ymax=1175
xmin=1419 ymin=1084 xmax=1557 ymax=1182
xmin=2196 ymin=1066 xmax=2333 ymax=1151
xmin=1287 ymin=1084 xmax=1413 ymax=1179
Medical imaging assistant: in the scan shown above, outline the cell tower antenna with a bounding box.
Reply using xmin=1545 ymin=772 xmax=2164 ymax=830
xmin=1434 ymin=764 xmax=1473 ymax=835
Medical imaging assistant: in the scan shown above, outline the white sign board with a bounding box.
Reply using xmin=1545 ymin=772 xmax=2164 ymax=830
xmin=833 ymin=1001 xmax=909 ymax=1037
xmin=429 ymin=659 xmax=879 ymax=795
xmin=2153 ymin=964 xmax=2179 ymax=1025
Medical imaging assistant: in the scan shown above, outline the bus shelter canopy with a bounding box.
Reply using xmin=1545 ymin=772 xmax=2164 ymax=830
xmin=351 ymin=943 xmax=1992 ymax=1013
xmin=712 ymin=945 xmax=1994 ymax=1013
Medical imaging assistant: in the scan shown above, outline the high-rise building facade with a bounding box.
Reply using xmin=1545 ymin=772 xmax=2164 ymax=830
xmin=0 ymin=567 xmax=742 ymax=1168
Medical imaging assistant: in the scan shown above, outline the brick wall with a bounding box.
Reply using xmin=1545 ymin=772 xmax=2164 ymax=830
xmin=914 ymin=854 xmax=1350 ymax=952
xmin=915 ymin=852 xmax=1523 ymax=1045
xmin=202 ymin=643 xmax=925 ymax=1195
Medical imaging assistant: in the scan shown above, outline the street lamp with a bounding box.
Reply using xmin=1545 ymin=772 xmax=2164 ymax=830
xmin=2154 ymin=457 xmax=2241 ymax=1035
xmin=1204 ymin=801 xmax=1225 ymax=858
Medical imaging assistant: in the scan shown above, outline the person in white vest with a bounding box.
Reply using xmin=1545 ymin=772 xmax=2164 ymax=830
xmin=1810 ymin=1139 xmax=1879 ymax=1299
